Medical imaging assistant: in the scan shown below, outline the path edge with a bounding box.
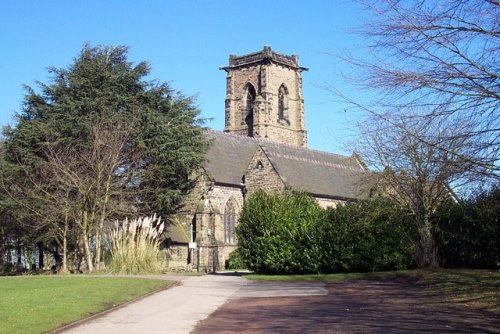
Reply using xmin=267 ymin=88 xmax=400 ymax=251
xmin=48 ymin=280 xmax=180 ymax=334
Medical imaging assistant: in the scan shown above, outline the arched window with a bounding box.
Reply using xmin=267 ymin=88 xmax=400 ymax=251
xmin=224 ymin=198 xmax=238 ymax=244
xmin=278 ymin=84 xmax=289 ymax=122
xmin=244 ymin=83 xmax=256 ymax=136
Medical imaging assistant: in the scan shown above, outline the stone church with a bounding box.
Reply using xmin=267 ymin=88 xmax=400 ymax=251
xmin=165 ymin=46 xmax=372 ymax=271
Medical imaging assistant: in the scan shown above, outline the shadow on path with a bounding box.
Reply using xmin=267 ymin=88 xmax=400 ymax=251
xmin=193 ymin=280 xmax=500 ymax=334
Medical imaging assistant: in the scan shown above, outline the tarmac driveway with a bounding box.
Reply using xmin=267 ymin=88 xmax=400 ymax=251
xmin=193 ymin=279 xmax=500 ymax=334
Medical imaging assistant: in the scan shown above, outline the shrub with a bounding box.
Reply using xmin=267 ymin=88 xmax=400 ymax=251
xmin=237 ymin=191 xmax=324 ymax=274
xmin=434 ymin=188 xmax=499 ymax=269
xmin=108 ymin=215 xmax=165 ymax=274
xmin=318 ymin=198 xmax=416 ymax=273
xmin=226 ymin=248 xmax=247 ymax=270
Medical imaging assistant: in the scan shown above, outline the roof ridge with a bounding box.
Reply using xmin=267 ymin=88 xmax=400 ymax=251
xmin=257 ymin=136 xmax=353 ymax=161
xmin=206 ymin=129 xmax=260 ymax=143
xmin=206 ymin=129 xmax=353 ymax=160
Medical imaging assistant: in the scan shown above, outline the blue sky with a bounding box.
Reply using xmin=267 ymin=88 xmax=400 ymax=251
xmin=0 ymin=1 xmax=367 ymax=155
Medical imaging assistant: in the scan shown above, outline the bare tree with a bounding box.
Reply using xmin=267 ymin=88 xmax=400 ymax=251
xmin=361 ymin=114 xmax=470 ymax=267
xmin=1 ymin=120 xmax=144 ymax=272
xmin=0 ymin=146 xmax=76 ymax=272
xmin=42 ymin=121 xmax=143 ymax=272
xmin=332 ymin=0 xmax=499 ymax=185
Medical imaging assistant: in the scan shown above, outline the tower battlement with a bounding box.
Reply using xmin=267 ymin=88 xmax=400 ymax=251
xmin=221 ymin=46 xmax=308 ymax=72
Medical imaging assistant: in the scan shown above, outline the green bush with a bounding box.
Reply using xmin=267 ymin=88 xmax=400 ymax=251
xmin=237 ymin=192 xmax=416 ymax=275
xmin=236 ymin=188 xmax=499 ymax=274
xmin=226 ymin=248 xmax=247 ymax=270
xmin=434 ymin=188 xmax=499 ymax=269
xmin=318 ymin=198 xmax=416 ymax=273
xmin=237 ymin=191 xmax=324 ymax=274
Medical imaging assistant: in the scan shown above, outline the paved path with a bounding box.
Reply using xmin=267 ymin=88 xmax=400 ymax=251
xmin=60 ymin=274 xmax=327 ymax=334
xmin=61 ymin=274 xmax=246 ymax=334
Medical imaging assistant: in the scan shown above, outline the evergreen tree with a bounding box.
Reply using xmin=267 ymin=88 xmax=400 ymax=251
xmin=1 ymin=45 xmax=208 ymax=271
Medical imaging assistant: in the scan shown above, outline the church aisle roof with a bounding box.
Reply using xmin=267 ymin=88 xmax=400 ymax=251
xmin=204 ymin=131 xmax=373 ymax=200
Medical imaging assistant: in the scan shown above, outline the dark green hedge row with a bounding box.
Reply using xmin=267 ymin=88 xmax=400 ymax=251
xmin=237 ymin=192 xmax=324 ymax=274
xmin=237 ymin=189 xmax=499 ymax=274
xmin=317 ymin=198 xmax=417 ymax=273
xmin=237 ymin=191 xmax=416 ymax=274
xmin=434 ymin=188 xmax=499 ymax=269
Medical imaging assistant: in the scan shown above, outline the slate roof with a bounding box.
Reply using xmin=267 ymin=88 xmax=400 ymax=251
xmin=165 ymin=221 xmax=190 ymax=243
xmin=204 ymin=131 xmax=259 ymax=185
xmin=204 ymin=131 xmax=373 ymax=200
xmin=261 ymin=141 xmax=371 ymax=200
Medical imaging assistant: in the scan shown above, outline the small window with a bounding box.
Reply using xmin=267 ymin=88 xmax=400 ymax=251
xmin=256 ymin=161 xmax=264 ymax=170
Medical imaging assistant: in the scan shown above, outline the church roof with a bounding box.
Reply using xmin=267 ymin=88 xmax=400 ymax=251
xmin=204 ymin=131 xmax=373 ymax=200
xmin=261 ymin=141 xmax=371 ymax=200
xmin=204 ymin=131 xmax=259 ymax=185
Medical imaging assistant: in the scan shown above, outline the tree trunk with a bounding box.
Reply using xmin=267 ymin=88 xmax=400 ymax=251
xmin=82 ymin=210 xmax=94 ymax=273
xmin=61 ymin=214 xmax=69 ymax=273
xmin=94 ymin=180 xmax=111 ymax=272
xmin=37 ymin=243 xmax=44 ymax=270
xmin=17 ymin=243 xmax=22 ymax=267
xmin=0 ymin=228 xmax=4 ymax=269
xmin=415 ymin=215 xmax=439 ymax=268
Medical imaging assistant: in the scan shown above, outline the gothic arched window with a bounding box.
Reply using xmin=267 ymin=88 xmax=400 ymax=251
xmin=244 ymin=83 xmax=256 ymax=136
xmin=224 ymin=198 xmax=238 ymax=244
xmin=278 ymin=84 xmax=289 ymax=125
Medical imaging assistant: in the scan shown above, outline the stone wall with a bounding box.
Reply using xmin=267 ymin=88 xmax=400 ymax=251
xmin=245 ymin=147 xmax=286 ymax=195
xmin=223 ymin=47 xmax=307 ymax=147
xmin=315 ymin=197 xmax=344 ymax=209
xmin=189 ymin=184 xmax=244 ymax=272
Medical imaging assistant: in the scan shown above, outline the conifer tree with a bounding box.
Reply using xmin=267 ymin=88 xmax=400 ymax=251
xmin=1 ymin=45 xmax=208 ymax=271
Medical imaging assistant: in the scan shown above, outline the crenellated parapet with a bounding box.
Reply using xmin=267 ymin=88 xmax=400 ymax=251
xmin=221 ymin=46 xmax=308 ymax=72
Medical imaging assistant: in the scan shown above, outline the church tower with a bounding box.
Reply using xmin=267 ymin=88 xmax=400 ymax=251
xmin=221 ymin=46 xmax=308 ymax=147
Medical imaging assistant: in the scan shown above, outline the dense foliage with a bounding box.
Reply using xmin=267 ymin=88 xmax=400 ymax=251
xmin=434 ymin=188 xmax=499 ymax=269
xmin=0 ymin=45 xmax=207 ymax=272
xmin=317 ymin=198 xmax=416 ymax=273
xmin=237 ymin=192 xmax=416 ymax=274
xmin=225 ymin=247 xmax=246 ymax=270
xmin=3 ymin=44 xmax=207 ymax=216
xmin=237 ymin=190 xmax=498 ymax=275
xmin=237 ymin=191 xmax=324 ymax=274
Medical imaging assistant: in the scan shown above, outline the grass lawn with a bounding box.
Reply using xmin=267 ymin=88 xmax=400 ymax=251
xmin=245 ymin=269 xmax=500 ymax=314
xmin=0 ymin=275 xmax=173 ymax=334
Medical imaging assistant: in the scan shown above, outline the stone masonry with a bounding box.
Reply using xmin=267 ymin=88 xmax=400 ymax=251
xmin=245 ymin=146 xmax=286 ymax=195
xmin=221 ymin=46 xmax=308 ymax=147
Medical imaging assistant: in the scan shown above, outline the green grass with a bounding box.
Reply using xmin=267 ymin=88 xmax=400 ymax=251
xmin=245 ymin=269 xmax=500 ymax=314
xmin=416 ymin=269 xmax=500 ymax=314
xmin=0 ymin=275 xmax=173 ymax=334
